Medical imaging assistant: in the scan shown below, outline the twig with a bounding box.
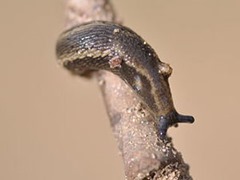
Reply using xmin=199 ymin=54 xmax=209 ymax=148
xmin=63 ymin=0 xmax=193 ymax=179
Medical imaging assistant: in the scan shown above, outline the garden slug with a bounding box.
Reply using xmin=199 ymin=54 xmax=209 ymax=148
xmin=56 ymin=21 xmax=194 ymax=138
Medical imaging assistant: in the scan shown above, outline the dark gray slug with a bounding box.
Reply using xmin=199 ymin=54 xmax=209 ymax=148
xmin=56 ymin=21 xmax=194 ymax=138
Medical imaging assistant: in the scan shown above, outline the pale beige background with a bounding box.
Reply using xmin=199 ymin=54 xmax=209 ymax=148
xmin=0 ymin=0 xmax=239 ymax=179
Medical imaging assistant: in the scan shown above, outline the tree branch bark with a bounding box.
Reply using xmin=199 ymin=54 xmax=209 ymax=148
xmin=63 ymin=0 xmax=193 ymax=179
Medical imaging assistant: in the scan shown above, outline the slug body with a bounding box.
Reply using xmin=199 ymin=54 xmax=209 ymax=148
xmin=56 ymin=21 xmax=194 ymax=138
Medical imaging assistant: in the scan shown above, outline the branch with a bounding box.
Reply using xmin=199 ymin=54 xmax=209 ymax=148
xmin=63 ymin=0 xmax=193 ymax=179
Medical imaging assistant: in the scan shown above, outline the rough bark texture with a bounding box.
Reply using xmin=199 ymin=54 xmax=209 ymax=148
xmin=63 ymin=0 xmax=192 ymax=179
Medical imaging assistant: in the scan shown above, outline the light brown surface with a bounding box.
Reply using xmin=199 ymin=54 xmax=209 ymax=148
xmin=0 ymin=0 xmax=239 ymax=180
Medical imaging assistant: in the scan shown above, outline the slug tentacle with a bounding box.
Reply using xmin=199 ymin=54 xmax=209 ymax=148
xmin=56 ymin=21 xmax=194 ymax=138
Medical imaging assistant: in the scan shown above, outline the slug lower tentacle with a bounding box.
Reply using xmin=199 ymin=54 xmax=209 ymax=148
xmin=56 ymin=21 xmax=194 ymax=138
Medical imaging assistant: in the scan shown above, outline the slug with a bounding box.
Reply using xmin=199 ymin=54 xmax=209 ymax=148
xmin=56 ymin=21 xmax=194 ymax=138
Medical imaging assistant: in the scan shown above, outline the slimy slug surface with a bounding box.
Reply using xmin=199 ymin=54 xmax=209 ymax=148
xmin=56 ymin=21 xmax=194 ymax=138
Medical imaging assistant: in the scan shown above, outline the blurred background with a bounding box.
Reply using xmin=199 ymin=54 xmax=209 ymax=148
xmin=0 ymin=0 xmax=240 ymax=179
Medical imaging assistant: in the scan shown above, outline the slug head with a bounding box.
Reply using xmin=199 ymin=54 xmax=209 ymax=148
xmin=158 ymin=111 xmax=194 ymax=139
